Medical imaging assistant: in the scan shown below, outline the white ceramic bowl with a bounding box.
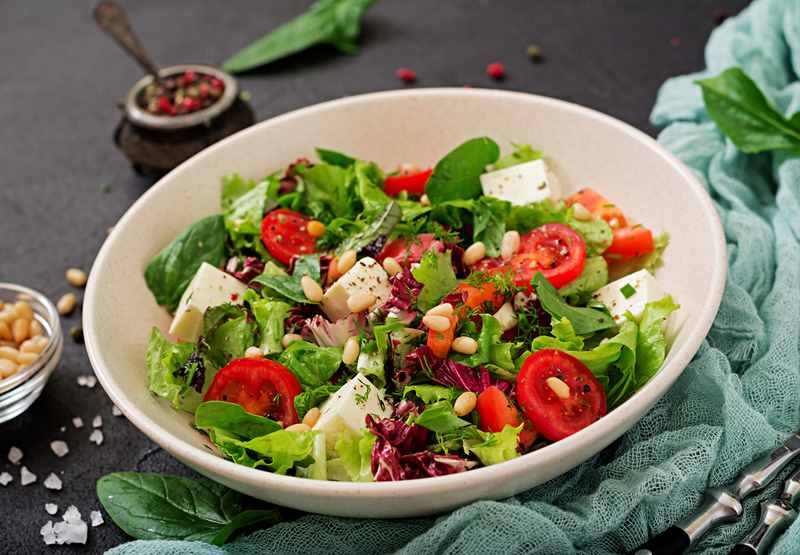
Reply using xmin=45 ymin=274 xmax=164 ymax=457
xmin=84 ymin=89 xmax=726 ymax=518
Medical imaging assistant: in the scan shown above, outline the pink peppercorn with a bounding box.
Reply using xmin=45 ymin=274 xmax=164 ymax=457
xmin=395 ymin=68 xmax=417 ymax=83
xmin=486 ymin=62 xmax=505 ymax=79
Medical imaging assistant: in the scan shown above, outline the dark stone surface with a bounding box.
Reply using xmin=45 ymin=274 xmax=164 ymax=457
xmin=0 ymin=1 xmax=747 ymax=552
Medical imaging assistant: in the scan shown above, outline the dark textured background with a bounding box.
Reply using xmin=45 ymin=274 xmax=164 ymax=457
xmin=0 ymin=1 xmax=748 ymax=552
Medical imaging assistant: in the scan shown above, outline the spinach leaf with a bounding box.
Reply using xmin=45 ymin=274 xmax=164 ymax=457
xmin=294 ymin=383 xmax=341 ymax=420
xmin=144 ymin=215 xmax=227 ymax=312
xmin=222 ymin=0 xmax=378 ymax=73
xmin=252 ymin=255 xmax=322 ymax=304
xmin=96 ymin=472 xmax=280 ymax=545
xmin=195 ymin=401 xmax=281 ymax=441
xmin=316 ymin=147 xmax=356 ymax=168
xmin=414 ymin=400 xmax=471 ymax=433
xmin=426 ymin=137 xmax=500 ymax=203
xmin=146 ymin=327 xmax=207 ymax=412
xmin=696 ymin=67 xmax=800 ymax=154
xmin=337 ymin=201 xmax=401 ymax=255
xmin=278 ymin=340 xmax=342 ymax=389
xmin=558 ymin=256 xmax=608 ymax=305
xmin=201 ymin=304 xmax=256 ymax=369
xmin=411 ymin=250 xmax=458 ymax=311
xmin=635 ymin=296 xmax=679 ymax=387
xmin=532 ymin=272 xmax=614 ymax=335
xmin=492 ymin=143 xmax=542 ymax=170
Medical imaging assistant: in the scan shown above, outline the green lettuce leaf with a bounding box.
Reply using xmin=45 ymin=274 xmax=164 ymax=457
xmin=333 ymin=430 xmax=376 ymax=482
xmin=315 ymin=147 xmax=356 ymax=168
xmin=505 ymin=199 xmax=570 ymax=234
xmin=239 ymin=430 xmax=318 ymax=474
xmin=463 ymin=424 xmax=522 ymax=466
xmin=278 ymin=340 xmax=342 ymax=389
xmin=456 ymin=314 xmax=515 ymax=370
xmin=414 ymin=400 xmax=471 ymax=433
xmin=298 ymin=163 xmax=353 ymax=221
xmin=558 ymin=256 xmax=609 ymax=305
xmin=146 ymin=327 xmax=207 ymax=412
xmin=472 ymin=197 xmax=512 ymax=257
xmin=353 ymin=161 xmax=391 ymax=220
xmin=200 ymin=304 xmax=256 ymax=369
xmin=570 ymin=218 xmax=612 ymax=256
xmin=426 ymin=137 xmax=500 ymax=203
xmin=635 ymin=296 xmax=679 ymax=388
xmin=296 ymin=430 xmax=328 ymax=480
xmin=294 ymin=383 xmax=341 ymax=420
xmin=411 ymin=250 xmax=458 ymax=311
xmin=403 ymin=384 xmax=461 ymax=404
xmin=248 ymin=296 xmax=291 ymax=355
xmin=491 ymin=143 xmax=542 ymax=170
xmin=221 ymin=175 xmax=276 ymax=257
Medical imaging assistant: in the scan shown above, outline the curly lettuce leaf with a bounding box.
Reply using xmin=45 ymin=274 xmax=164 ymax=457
xmin=456 ymin=314 xmax=515 ymax=371
xmin=201 ymin=304 xmax=256 ymax=369
xmin=146 ymin=327 xmax=208 ymax=412
xmin=505 ymin=199 xmax=570 ymax=234
xmin=333 ymin=429 xmax=376 ymax=482
xmin=463 ymin=424 xmax=522 ymax=466
xmin=635 ymin=296 xmax=679 ymax=387
xmin=247 ymin=297 xmax=291 ymax=355
xmin=278 ymin=340 xmax=342 ymax=389
xmin=403 ymin=384 xmax=461 ymax=404
xmin=239 ymin=430 xmax=318 ymax=474
xmin=558 ymin=256 xmax=609 ymax=305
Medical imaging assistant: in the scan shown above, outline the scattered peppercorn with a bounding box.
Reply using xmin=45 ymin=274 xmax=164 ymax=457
xmin=69 ymin=325 xmax=84 ymax=344
xmin=486 ymin=62 xmax=505 ymax=80
xmin=139 ymin=70 xmax=224 ymax=117
xmin=395 ymin=68 xmax=417 ymax=84
xmin=526 ymin=44 xmax=543 ymax=63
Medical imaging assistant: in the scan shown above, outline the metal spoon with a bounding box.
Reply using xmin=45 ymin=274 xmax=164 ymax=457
xmin=93 ymin=1 xmax=161 ymax=83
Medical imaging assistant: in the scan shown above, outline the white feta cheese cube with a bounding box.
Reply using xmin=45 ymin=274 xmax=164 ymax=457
xmin=312 ymin=373 xmax=390 ymax=448
xmin=321 ymin=257 xmax=390 ymax=321
xmin=480 ymin=159 xmax=561 ymax=205
xmin=591 ymin=269 xmax=666 ymax=324
xmin=168 ymin=262 xmax=248 ymax=342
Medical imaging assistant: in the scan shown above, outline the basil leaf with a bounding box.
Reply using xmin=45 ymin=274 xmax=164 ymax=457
xmin=96 ymin=472 xmax=280 ymax=545
xmin=316 ymin=147 xmax=356 ymax=168
xmin=532 ymin=272 xmax=614 ymax=335
xmin=696 ymin=67 xmax=800 ymax=154
xmin=426 ymin=137 xmax=500 ymax=203
xmin=337 ymin=201 xmax=401 ymax=255
xmin=144 ymin=215 xmax=227 ymax=312
xmin=222 ymin=0 xmax=378 ymax=73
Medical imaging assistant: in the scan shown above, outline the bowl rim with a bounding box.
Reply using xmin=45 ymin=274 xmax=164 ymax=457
xmin=84 ymin=88 xmax=727 ymax=500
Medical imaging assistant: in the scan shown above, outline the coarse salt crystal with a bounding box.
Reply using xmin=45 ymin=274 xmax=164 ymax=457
xmin=47 ymin=506 xmax=88 ymax=545
xmin=44 ymin=473 xmax=63 ymax=490
xmin=45 ymin=503 xmax=58 ymax=515
xmin=92 ymin=415 xmax=103 ymax=428
xmin=63 ymin=505 xmax=81 ymax=523
xmin=41 ymin=521 xmax=56 ymax=545
xmin=0 ymin=472 xmax=12 ymax=486
xmin=50 ymin=440 xmax=69 ymax=458
xmin=72 ymin=417 xmax=84 ymax=428
xmin=21 ymin=465 xmax=37 ymax=485
xmin=112 ymin=405 xmax=122 ymax=417
xmin=8 ymin=446 xmax=23 ymax=464
xmin=90 ymin=510 xmax=104 ymax=527
xmin=89 ymin=430 xmax=103 ymax=445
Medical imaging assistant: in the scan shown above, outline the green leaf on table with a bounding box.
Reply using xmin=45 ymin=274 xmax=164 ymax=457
xmin=144 ymin=215 xmax=227 ymax=312
xmin=532 ymin=272 xmax=614 ymax=335
xmin=425 ymin=137 xmax=500 ymax=203
xmin=96 ymin=472 xmax=281 ymax=545
xmin=411 ymin=249 xmax=459 ymax=311
xmin=278 ymin=340 xmax=342 ymax=389
xmin=222 ymin=0 xmax=378 ymax=73
xmin=696 ymin=67 xmax=800 ymax=154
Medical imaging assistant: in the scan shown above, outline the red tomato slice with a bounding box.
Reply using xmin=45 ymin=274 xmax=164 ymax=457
xmin=507 ymin=223 xmax=586 ymax=289
xmin=377 ymin=233 xmax=443 ymax=265
xmin=476 ymin=386 xmax=521 ymax=433
xmin=261 ymin=209 xmax=316 ymax=265
xmin=605 ymin=226 xmax=655 ymax=260
xmin=566 ymin=188 xmax=628 ymax=228
xmin=204 ymin=358 xmax=303 ymax=425
xmin=516 ymin=349 xmax=606 ymax=441
xmin=384 ymin=169 xmax=432 ymax=197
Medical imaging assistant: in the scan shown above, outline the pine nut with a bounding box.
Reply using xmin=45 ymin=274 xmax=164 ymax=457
xmin=20 ymin=337 xmax=46 ymax=354
xmin=17 ymin=352 xmax=39 ymax=367
xmin=342 ymin=336 xmax=360 ymax=365
xmin=463 ymin=241 xmax=486 ymax=266
xmin=453 ymin=391 xmax=477 ymax=416
xmin=0 ymin=346 xmax=19 ymax=362
xmin=337 ymin=250 xmax=357 ymax=275
xmin=500 ymin=230 xmax=521 ymax=260
xmin=546 ymin=376 xmax=571 ymax=399
xmin=0 ymin=359 xmax=18 ymax=378
xmin=57 ymin=293 xmax=77 ymax=316
xmin=347 ymin=292 xmax=376 ymax=313
xmin=451 ymin=336 xmax=478 ymax=355
xmin=0 ymin=309 xmax=15 ymax=324
xmin=300 ymin=275 xmax=324 ymax=302
xmin=426 ymin=303 xmax=454 ymax=318
xmin=302 ymin=407 xmax=321 ymax=428
xmin=30 ymin=320 xmax=44 ymax=337
xmin=285 ymin=423 xmax=311 ymax=433
xmin=281 ymin=333 xmax=303 ymax=348
xmin=14 ymin=301 xmax=34 ymax=320
xmin=0 ymin=321 xmax=11 ymax=342
xmin=12 ymin=318 xmax=30 ymax=344
xmin=65 ymin=267 xmax=88 ymax=287
xmin=422 ymin=314 xmax=451 ymax=332
xmin=382 ymin=257 xmax=402 ymax=276
xmin=571 ymin=202 xmax=592 ymax=221
xmin=307 ymin=220 xmax=326 ymax=238
xmin=244 ymin=346 xmax=263 ymax=358
xmin=420 ymin=194 xmax=431 ymax=207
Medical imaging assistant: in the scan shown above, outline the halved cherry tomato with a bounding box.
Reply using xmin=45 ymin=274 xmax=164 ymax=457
xmin=377 ymin=233 xmax=443 ymax=265
xmin=204 ymin=358 xmax=303 ymax=425
xmin=605 ymin=226 xmax=655 ymax=260
xmin=427 ymin=314 xmax=457 ymax=358
xmin=476 ymin=386 xmax=521 ymax=433
xmin=566 ymin=188 xmax=628 ymax=228
xmin=261 ymin=209 xmax=316 ymax=265
xmin=507 ymin=223 xmax=586 ymax=290
xmin=383 ymin=169 xmax=432 ymax=197
xmin=516 ymin=349 xmax=606 ymax=441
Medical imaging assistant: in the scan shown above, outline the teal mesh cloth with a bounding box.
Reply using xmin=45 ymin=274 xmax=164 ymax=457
xmin=108 ymin=1 xmax=800 ymax=553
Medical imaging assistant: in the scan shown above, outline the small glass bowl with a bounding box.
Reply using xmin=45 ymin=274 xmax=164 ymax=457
xmin=0 ymin=283 xmax=63 ymax=423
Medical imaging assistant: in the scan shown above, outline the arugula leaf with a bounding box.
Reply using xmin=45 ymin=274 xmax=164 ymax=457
xmin=337 ymin=201 xmax=401 ymax=255
xmin=532 ymin=272 xmax=614 ymax=335
xmin=333 ymin=430 xmax=376 ymax=481
xmin=316 ymin=147 xmax=356 ymax=168
xmin=222 ymin=0 xmax=378 ymax=73
xmin=144 ymin=215 xmax=227 ymax=312
xmin=146 ymin=327 xmax=207 ymax=412
xmin=403 ymin=384 xmax=461 ymax=404
xmin=696 ymin=67 xmax=800 ymax=154
xmin=426 ymin=137 xmax=500 ymax=203
xmin=201 ymin=304 xmax=256 ymax=369
xmin=635 ymin=296 xmax=679 ymax=387
xmin=252 ymin=255 xmax=322 ymax=304
xmin=414 ymin=400 xmax=471 ymax=433
xmin=492 ymin=143 xmax=542 ymax=170
xmin=558 ymin=256 xmax=609 ymax=305
xmin=506 ymin=199 xmax=570 ymax=234
xmin=412 ymin=250 xmax=458 ymax=311
xmin=278 ymin=340 xmax=342 ymax=389
xmin=96 ymin=472 xmax=280 ymax=545
xmin=195 ymin=401 xmax=281 ymax=441
xmin=239 ymin=430 xmax=317 ymax=474
xmin=294 ymin=383 xmax=341 ymax=420
xmin=463 ymin=424 xmax=522 ymax=466
xmin=457 ymin=314 xmax=515 ymax=370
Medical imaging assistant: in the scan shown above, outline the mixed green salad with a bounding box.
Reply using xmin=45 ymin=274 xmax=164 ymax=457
xmin=144 ymin=137 xmax=677 ymax=482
